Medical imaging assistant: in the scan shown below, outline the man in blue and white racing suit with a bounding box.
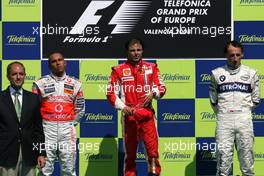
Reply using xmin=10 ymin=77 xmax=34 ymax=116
xmin=209 ymin=41 xmax=260 ymax=176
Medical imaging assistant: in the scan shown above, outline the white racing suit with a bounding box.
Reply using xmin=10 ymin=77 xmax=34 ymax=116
xmin=209 ymin=65 xmax=260 ymax=176
xmin=32 ymin=74 xmax=85 ymax=176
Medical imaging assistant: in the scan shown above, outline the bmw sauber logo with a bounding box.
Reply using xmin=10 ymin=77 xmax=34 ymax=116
xmin=219 ymin=75 xmax=226 ymax=82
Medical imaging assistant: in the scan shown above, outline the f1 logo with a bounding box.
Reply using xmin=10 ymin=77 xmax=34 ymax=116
xmin=70 ymin=0 xmax=151 ymax=35
xmin=70 ymin=1 xmax=114 ymax=34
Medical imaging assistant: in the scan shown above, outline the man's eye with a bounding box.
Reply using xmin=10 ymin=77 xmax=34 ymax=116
xmin=230 ymin=53 xmax=241 ymax=57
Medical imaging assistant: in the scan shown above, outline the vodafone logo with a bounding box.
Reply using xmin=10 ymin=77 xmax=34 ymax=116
xmin=55 ymin=104 xmax=64 ymax=113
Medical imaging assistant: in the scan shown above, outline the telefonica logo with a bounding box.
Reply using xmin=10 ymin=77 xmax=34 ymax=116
xmin=137 ymin=152 xmax=146 ymax=159
xmin=85 ymin=153 xmax=113 ymax=161
xmin=254 ymin=153 xmax=264 ymax=159
xmin=85 ymin=113 xmax=113 ymax=121
xmin=239 ymin=35 xmax=264 ymax=43
xmin=200 ymin=112 xmax=216 ymax=120
xmin=7 ymin=35 xmax=36 ymax=44
xmin=258 ymin=74 xmax=264 ymax=81
xmin=240 ymin=0 xmax=264 ymax=5
xmin=25 ymin=75 xmax=36 ymax=81
xmin=162 ymin=113 xmax=191 ymax=121
xmin=200 ymin=150 xmax=216 ymax=160
xmin=252 ymin=113 xmax=264 ymax=120
xmin=200 ymin=74 xmax=211 ymax=82
xmin=85 ymin=74 xmax=108 ymax=82
xmin=161 ymin=73 xmax=191 ymax=82
xmin=162 ymin=152 xmax=191 ymax=160
xmin=9 ymin=0 xmax=35 ymax=5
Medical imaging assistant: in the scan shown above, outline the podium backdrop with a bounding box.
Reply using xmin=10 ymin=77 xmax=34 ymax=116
xmin=1 ymin=0 xmax=264 ymax=175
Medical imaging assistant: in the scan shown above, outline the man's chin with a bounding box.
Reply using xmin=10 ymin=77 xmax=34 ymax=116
xmin=132 ymin=58 xmax=141 ymax=63
xmin=53 ymin=70 xmax=65 ymax=77
xmin=12 ymin=84 xmax=23 ymax=90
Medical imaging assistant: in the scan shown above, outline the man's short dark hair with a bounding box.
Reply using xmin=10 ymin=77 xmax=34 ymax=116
xmin=224 ymin=40 xmax=244 ymax=54
xmin=7 ymin=61 xmax=26 ymax=77
xmin=125 ymin=38 xmax=144 ymax=50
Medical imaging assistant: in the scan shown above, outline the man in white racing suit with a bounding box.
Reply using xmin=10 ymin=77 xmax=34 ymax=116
xmin=32 ymin=52 xmax=85 ymax=176
xmin=209 ymin=41 xmax=260 ymax=176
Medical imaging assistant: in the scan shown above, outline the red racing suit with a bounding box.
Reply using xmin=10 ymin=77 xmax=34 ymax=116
xmin=107 ymin=60 xmax=166 ymax=176
xmin=32 ymin=74 xmax=85 ymax=176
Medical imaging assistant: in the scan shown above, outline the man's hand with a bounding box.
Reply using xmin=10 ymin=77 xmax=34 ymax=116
xmin=37 ymin=156 xmax=46 ymax=168
xmin=122 ymin=106 xmax=134 ymax=116
xmin=142 ymin=92 xmax=154 ymax=107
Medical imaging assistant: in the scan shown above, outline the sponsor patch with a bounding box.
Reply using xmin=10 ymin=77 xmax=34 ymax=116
xmin=144 ymin=66 xmax=153 ymax=74
xmin=44 ymin=87 xmax=55 ymax=94
xmin=219 ymin=75 xmax=226 ymax=82
xmin=217 ymin=82 xmax=252 ymax=93
xmin=44 ymin=84 xmax=54 ymax=88
xmin=64 ymin=84 xmax=74 ymax=94
xmin=123 ymin=68 xmax=131 ymax=76
xmin=66 ymin=78 xmax=73 ymax=83
xmin=240 ymin=74 xmax=250 ymax=81
xmin=64 ymin=89 xmax=74 ymax=94
xmin=121 ymin=76 xmax=134 ymax=82
xmin=64 ymin=84 xmax=74 ymax=90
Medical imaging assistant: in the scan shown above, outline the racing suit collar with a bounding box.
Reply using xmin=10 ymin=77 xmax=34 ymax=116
xmin=50 ymin=73 xmax=66 ymax=81
xmin=226 ymin=64 xmax=241 ymax=75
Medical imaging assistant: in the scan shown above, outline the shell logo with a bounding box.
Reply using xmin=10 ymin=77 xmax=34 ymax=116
xmin=123 ymin=68 xmax=131 ymax=76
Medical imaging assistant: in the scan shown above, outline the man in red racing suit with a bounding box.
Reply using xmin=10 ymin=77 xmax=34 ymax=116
xmin=106 ymin=38 xmax=166 ymax=176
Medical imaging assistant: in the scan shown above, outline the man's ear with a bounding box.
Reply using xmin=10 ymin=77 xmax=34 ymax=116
xmin=6 ymin=74 xmax=10 ymax=81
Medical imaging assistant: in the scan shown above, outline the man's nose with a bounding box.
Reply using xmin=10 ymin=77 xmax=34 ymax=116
xmin=234 ymin=55 xmax=239 ymax=60
xmin=16 ymin=74 xmax=21 ymax=79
